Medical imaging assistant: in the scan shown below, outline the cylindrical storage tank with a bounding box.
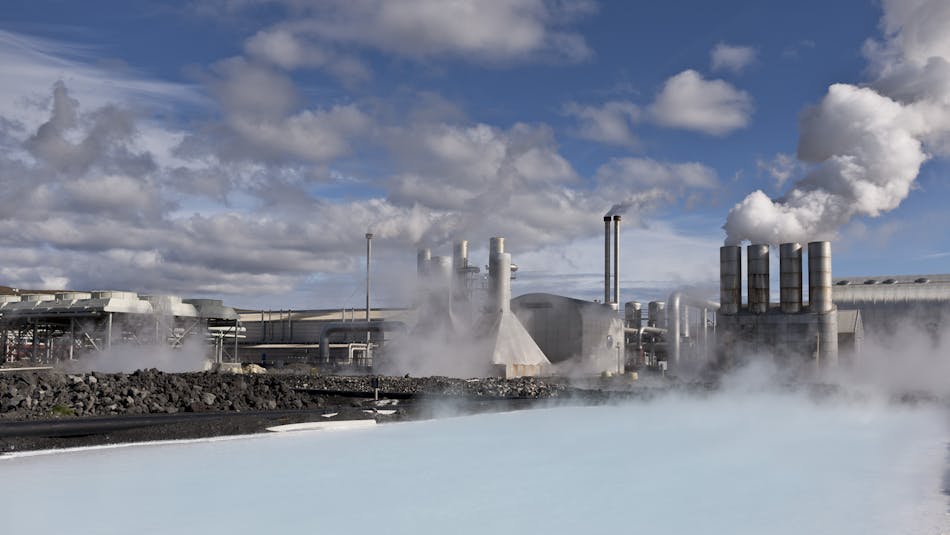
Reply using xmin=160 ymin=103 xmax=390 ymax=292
xmin=779 ymin=242 xmax=803 ymax=313
xmin=808 ymin=241 xmax=833 ymax=313
xmin=489 ymin=237 xmax=505 ymax=255
xmin=719 ymin=246 xmax=741 ymax=314
xmin=624 ymin=301 xmax=642 ymax=329
xmin=489 ymin=252 xmax=512 ymax=312
xmin=647 ymin=301 xmax=666 ymax=328
xmin=416 ymin=248 xmax=431 ymax=276
xmin=603 ymin=216 xmax=611 ymax=304
xmin=747 ymin=244 xmax=770 ymax=314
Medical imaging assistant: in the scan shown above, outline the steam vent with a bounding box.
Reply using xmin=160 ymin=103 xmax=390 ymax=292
xmin=717 ymin=241 xmax=838 ymax=368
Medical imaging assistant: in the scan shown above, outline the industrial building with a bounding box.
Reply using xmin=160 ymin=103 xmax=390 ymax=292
xmin=0 ymin=291 xmax=241 ymax=364
xmin=4 ymin=212 xmax=948 ymax=379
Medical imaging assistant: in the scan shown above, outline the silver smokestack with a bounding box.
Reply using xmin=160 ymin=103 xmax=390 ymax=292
xmin=719 ymin=245 xmax=742 ymax=315
xmin=747 ymin=244 xmax=770 ymax=314
xmin=807 ymin=241 xmax=832 ymax=314
xmin=603 ymin=216 xmax=611 ymax=304
xmin=779 ymin=242 xmax=803 ymax=313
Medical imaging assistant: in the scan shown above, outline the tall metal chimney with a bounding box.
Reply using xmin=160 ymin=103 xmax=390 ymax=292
xmin=779 ymin=242 xmax=803 ymax=313
xmin=719 ymin=245 xmax=742 ymax=315
xmin=603 ymin=216 xmax=611 ymax=304
xmin=807 ymin=241 xmax=832 ymax=313
xmin=612 ymin=215 xmax=621 ymax=306
xmin=747 ymin=244 xmax=770 ymax=314
xmin=488 ymin=237 xmax=510 ymax=313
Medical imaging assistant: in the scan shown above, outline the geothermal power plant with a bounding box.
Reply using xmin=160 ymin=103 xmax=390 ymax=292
xmin=1 ymin=215 xmax=949 ymax=378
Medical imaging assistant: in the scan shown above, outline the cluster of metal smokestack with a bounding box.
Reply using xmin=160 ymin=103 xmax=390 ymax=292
xmin=603 ymin=215 xmax=621 ymax=307
xmin=719 ymin=241 xmax=833 ymax=315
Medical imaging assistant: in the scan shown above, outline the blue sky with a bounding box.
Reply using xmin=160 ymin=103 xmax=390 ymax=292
xmin=1 ymin=0 xmax=948 ymax=309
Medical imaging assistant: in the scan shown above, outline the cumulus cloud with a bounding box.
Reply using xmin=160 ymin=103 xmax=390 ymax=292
xmin=724 ymin=0 xmax=950 ymax=245
xmin=244 ymin=28 xmax=371 ymax=83
xmin=710 ymin=42 xmax=757 ymax=74
xmin=229 ymin=0 xmax=596 ymax=66
xmin=648 ymin=70 xmax=754 ymax=136
xmin=563 ymin=100 xmax=640 ymax=147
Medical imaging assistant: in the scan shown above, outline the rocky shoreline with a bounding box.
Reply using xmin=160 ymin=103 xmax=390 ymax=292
xmin=0 ymin=369 xmax=605 ymax=453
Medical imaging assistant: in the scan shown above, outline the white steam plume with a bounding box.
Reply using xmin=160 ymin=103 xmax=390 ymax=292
xmin=724 ymin=0 xmax=949 ymax=245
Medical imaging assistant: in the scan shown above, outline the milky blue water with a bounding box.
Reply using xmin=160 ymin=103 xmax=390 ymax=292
xmin=1 ymin=392 xmax=947 ymax=534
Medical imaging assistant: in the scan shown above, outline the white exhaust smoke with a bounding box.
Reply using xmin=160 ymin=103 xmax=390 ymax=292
xmin=724 ymin=0 xmax=949 ymax=245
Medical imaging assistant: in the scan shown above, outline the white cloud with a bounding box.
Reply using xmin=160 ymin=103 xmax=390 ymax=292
xmin=563 ymin=100 xmax=640 ymax=147
xmin=710 ymin=42 xmax=757 ymax=74
xmin=756 ymin=152 xmax=801 ymax=188
xmin=648 ymin=69 xmax=754 ymax=136
xmin=234 ymin=0 xmax=596 ymax=64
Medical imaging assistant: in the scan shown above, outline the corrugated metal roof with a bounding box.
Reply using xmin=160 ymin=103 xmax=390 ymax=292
xmin=832 ymin=273 xmax=950 ymax=303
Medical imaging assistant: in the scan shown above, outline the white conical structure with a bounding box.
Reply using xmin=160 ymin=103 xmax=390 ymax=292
xmin=474 ymin=238 xmax=550 ymax=378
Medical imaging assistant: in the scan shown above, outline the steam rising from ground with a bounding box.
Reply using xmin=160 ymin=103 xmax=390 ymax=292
xmin=61 ymin=338 xmax=209 ymax=374
xmin=2 ymin=385 xmax=946 ymax=534
xmin=724 ymin=0 xmax=950 ymax=244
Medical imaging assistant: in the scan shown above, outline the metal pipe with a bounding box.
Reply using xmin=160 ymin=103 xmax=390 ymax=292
xmin=604 ymin=216 xmax=611 ymax=304
xmin=319 ymin=321 xmax=407 ymax=363
xmin=807 ymin=241 xmax=833 ymax=313
xmin=780 ymin=242 xmax=803 ymax=313
xmin=747 ymin=244 xmax=770 ymax=314
xmin=719 ymin=245 xmax=741 ymax=314
xmin=613 ymin=215 xmax=621 ymax=306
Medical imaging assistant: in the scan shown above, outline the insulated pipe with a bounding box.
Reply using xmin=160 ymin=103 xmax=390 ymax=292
xmin=807 ymin=241 xmax=833 ymax=313
xmin=613 ymin=215 xmax=621 ymax=306
xmin=779 ymin=242 xmax=803 ymax=313
xmin=319 ymin=321 xmax=408 ymax=363
xmin=747 ymin=244 xmax=770 ymax=314
xmin=719 ymin=245 xmax=742 ymax=314
xmin=603 ymin=216 xmax=611 ymax=304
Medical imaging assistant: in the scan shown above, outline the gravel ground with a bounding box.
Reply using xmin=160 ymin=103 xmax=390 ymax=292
xmin=0 ymin=369 xmax=619 ymax=453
